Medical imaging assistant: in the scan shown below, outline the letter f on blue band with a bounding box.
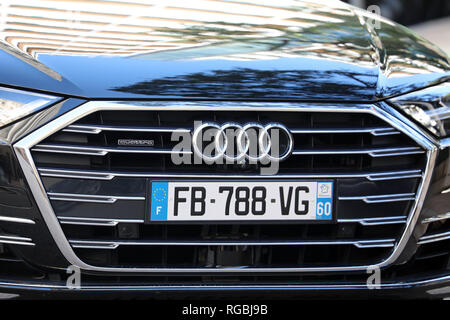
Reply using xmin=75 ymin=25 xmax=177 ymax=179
xmin=150 ymin=182 xmax=168 ymax=221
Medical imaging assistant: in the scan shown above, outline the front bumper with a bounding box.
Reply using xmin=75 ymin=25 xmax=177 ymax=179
xmin=0 ymin=275 xmax=449 ymax=299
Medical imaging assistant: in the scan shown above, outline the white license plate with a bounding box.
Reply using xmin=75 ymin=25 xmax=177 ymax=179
xmin=149 ymin=181 xmax=333 ymax=222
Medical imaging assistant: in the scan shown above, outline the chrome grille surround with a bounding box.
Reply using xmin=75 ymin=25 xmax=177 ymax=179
xmin=13 ymin=101 xmax=438 ymax=273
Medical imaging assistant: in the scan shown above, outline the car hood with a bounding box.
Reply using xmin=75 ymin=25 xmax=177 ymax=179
xmin=0 ymin=0 xmax=448 ymax=101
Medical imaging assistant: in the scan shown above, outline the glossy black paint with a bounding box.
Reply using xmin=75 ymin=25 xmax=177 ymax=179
xmin=0 ymin=144 xmax=69 ymax=270
xmin=0 ymin=2 xmax=448 ymax=101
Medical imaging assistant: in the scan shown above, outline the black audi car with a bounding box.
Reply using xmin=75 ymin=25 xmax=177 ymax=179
xmin=0 ymin=0 xmax=448 ymax=299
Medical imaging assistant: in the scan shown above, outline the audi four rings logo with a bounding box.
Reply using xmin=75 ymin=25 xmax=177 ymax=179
xmin=192 ymin=122 xmax=294 ymax=163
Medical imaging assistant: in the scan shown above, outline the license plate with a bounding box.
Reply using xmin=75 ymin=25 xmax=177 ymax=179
xmin=148 ymin=181 xmax=333 ymax=222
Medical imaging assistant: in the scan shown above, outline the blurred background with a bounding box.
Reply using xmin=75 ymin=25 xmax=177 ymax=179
xmin=344 ymin=0 xmax=450 ymax=25
xmin=344 ymin=0 xmax=450 ymax=54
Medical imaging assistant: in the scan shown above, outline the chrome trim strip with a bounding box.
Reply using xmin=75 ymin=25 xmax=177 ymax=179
xmin=66 ymin=123 xmax=399 ymax=136
xmin=63 ymin=124 xmax=191 ymax=134
xmin=369 ymin=149 xmax=425 ymax=157
xmin=58 ymin=216 xmax=144 ymax=226
xmin=418 ymin=231 xmax=450 ymax=245
xmin=47 ymin=192 xmax=145 ymax=204
xmin=69 ymin=239 xmax=396 ymax=250
xmin=354 ymin=240 xmax=396 ymax=248
xmin=440 ymin=137 xmax=450 ymax=149
xmin=39 ymin=168 xmax=116 ymax=180
xmin=0 ymin=235 xmax=35 ymax=247
xmin=1 ymin=274 xmax=450 ymax=291
xmin=366 ymin=171 xmax=423 ymax=181
xmin=422 ymin=213 xmax=450 ymax=224
xmin=37 ymin=167 xmax=423 ymax=182
xmin=0 ymin=216 xmax=35 ymax=225
xmin=61 ymin=217 xmax=408 ymax=227
xmin=290 ymin=127 xmax=399 ymax=135
xmin=0 ymin=240 xmax=35 ymax=246
xmin=62 ymin=127 xmax=102 ymax=134
xmin=32 ymin=145 xmax=107 ymax=156
xmin=338 ymin=216 xmax=407 ymax=226
xmin=33 ymin=143 xmax=423 ymax=158
xmin=370 ymin=128 xmax=401 ymax=136
xmin=61 ymin=216 xmax=408 ymax=227
xmin=338 ymin=193 xmax=416 ymax=203
xmin=32 ymin=144 xmax=192 ymax=156
xmin=292 ymin=146 xmax=424 ymax=157
xmin=13 ymin=101 xmax=437 ymax=273
xmin=0 ymin=235 xmax=33 ymax=241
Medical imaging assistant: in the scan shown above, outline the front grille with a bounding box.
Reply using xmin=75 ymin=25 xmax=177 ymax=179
xmin=28 ymin=104 xmax=428 ymax=272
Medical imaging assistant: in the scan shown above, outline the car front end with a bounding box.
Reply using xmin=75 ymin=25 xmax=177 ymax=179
xmin=0 ymin=0 xmax=448 ymax=299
